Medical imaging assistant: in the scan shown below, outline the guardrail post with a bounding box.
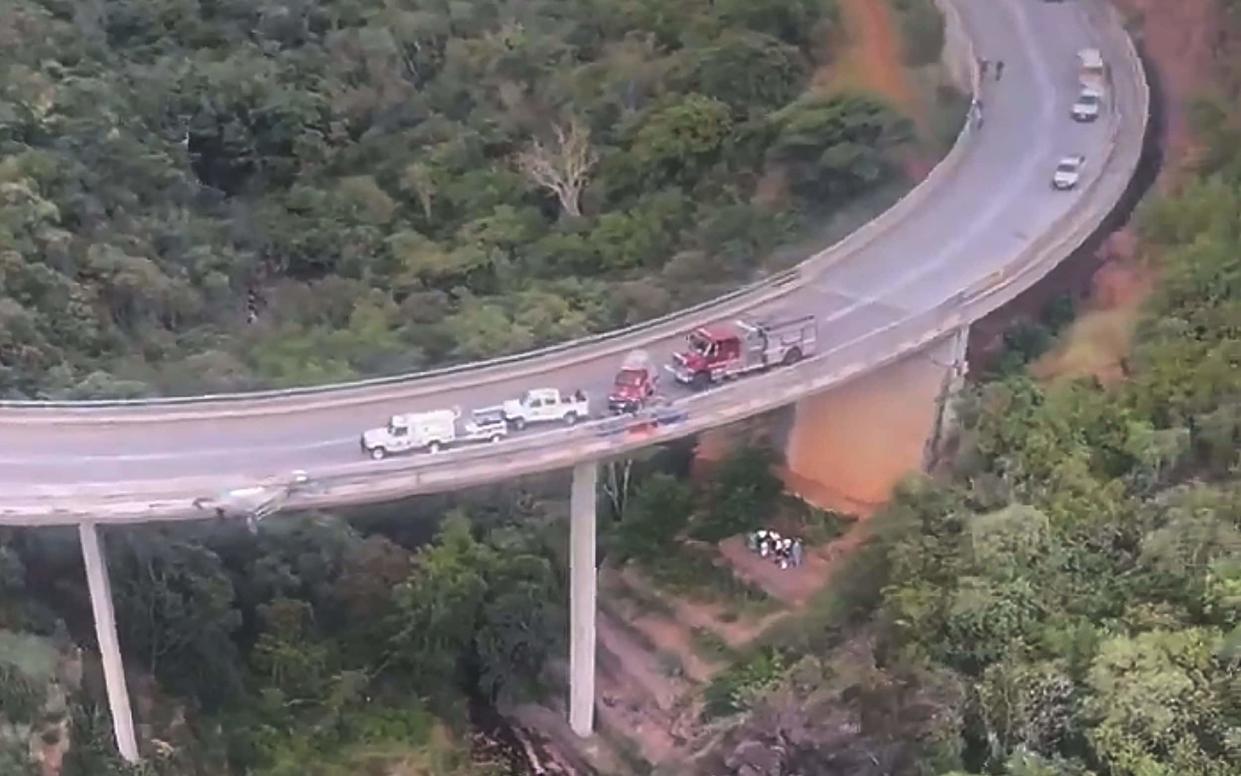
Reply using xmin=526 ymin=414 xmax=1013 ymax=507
xmin=79 ymin=521 xmax=140 ymax=763
xmin=568 ymin=461 xmax=598 ymax=737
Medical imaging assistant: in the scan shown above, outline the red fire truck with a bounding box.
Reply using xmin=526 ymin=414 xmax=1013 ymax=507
xmin=667 ymin=315 xmax=817 ymax=390
xmin=608 ymin=350 xmax=658 ymax=414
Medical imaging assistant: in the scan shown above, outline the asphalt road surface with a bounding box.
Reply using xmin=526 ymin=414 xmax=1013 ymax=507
xmin=0 ymin=0 xmax=1141 ymax=500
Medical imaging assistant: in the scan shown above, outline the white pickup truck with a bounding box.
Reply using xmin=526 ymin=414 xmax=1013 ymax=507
xmin=502 ymin=388 xmax=589 ymax=430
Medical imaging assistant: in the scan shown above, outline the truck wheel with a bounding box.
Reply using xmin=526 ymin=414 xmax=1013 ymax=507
xmin=691 ymin=372 xmax=710 ymax=391
xmin=489 ymin=433 xmax=503 ymax=443
xmin=428 ymin=441 xmax=443 ymax=454
xmin=782 ymin=348 xmax=803 ymax=366
xmin=370 ymin=447 xmax=387 ymax=460
xmin=513 ymin=417 xmax=527 ymax=431
xmin=564 ymin=411 xmax=579 ymax=426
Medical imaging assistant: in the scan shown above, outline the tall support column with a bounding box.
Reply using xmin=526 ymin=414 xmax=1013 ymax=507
xmin=79 ymin=522 xmax=139 ymax=763
xmin=569 ymin=461 xmax=598 ymax=737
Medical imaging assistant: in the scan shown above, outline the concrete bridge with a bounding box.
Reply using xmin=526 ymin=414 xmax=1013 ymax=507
xmin=0 ymin=0 xmax=1148 ymax=761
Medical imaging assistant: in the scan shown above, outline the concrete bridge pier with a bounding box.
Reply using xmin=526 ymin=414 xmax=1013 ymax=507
xmin=784 ymin=327 xmax=972 ymax=513
xmin=79 ymin=522 xmax=140 ymax=763
xmin=568 ymin=460 xmax=598 ymax=737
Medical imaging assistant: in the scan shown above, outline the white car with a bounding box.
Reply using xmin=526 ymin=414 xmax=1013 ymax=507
xmin=1052 ymin=155 xmax=1085 ymax=190
xmin=1071 ymin=88 xmax=1103 ymax=122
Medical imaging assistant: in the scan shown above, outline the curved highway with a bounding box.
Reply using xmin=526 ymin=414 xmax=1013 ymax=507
xmin=0 ymin=0 xmax=1148 ymax=525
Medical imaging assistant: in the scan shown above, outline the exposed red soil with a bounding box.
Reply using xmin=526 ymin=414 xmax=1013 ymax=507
xmin=783 ymin=336 xmax=958 ymax=515
xmin=818 ymin=0 xmax=926 ymax=125
xmin=618 ymin=565 xmax=786 ymax=649
xmin=1112 ymin=0 xmax=1222 ymax=186
xmin=1030 ymin=231 xmax=1156 ymax=385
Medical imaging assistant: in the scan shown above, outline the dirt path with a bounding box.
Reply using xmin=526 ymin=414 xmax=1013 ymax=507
xmin=603 ymin=589 xmax=723 ymax=684
xmin=598 ymin=613 xmax=689 ymax=712
xmin=617 ymin=566 xmax=787 ymax=649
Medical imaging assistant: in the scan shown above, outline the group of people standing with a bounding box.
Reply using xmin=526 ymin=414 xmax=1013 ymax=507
xmin=970 ymin=56 xmax=1007 ymax=129
xmin=746 ymin=529 xmax=804 ymax=570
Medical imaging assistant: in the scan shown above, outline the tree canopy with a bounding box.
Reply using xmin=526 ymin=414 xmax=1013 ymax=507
xmin=0 ymin=0 xmax=923 ymax=399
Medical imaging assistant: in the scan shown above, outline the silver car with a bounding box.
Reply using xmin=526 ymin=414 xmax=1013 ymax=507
xmin=1072 ymin=88 xmax=1103 ymax=122
xmin=1052 ymin=155 xmax=1085 ymax=190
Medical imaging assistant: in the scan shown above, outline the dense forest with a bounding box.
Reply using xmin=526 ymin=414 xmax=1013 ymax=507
xmin=12 ymin=0 xmax=1241 ymax=774
xmin=0 ymin=0 xmax=931 ymax=399
xmin=0 ymin=442 xmax=794 ymax=775
xmin=684 ymin=28 xmax=1241 ymax=776
xmin=0 ymin=485 xmax=575 ymax=774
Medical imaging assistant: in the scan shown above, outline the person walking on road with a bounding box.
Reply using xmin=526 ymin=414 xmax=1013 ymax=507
xmin=995 ymin=60 xmax=1005 ymax=81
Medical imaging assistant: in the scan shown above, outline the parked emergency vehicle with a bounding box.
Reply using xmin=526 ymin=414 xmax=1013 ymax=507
xmin=608 ymin=350 xmax=658 ymax=414
xmin=361 ymin=409 xmax=458 ymax=459
xmin=667 ymin=315 xmax=817 ymax=390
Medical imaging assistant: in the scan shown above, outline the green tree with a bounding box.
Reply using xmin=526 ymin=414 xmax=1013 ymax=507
xmin=629 ymin=94 xmax=735 ymax=186
xmin=611 ymin=473 xmax=695 ymax=561
xmin=692 ymin=445 xmax=784 ymax=541
xmin=713 ymin=0 xmax=828 ymax=47
xmin=112 ymin=534 xmax=243 ymax=708
xmin=388 ymin=515 xmax=489 ymax=694
xmin=250 ymin=597 xmax=331 ymax=702
xmin=474 ymin=552 xmax=561 ymax=702
xmin=1084 ymin=629 xmax=1239 ymax=775
xmin=387 ymin=512 xmax=561 ymax=704
xmin=768 ymin=94 xmax=911 ymax=201
xmin=675 ymin=31 xmax=807 ymax=112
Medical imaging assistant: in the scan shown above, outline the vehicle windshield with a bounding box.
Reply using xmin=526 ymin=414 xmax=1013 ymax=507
xmin=689 ymin=332 xmax=713 ymax=355
xmin=615 ymin=369 xmax=644 ymax=386
xmin=1057 ymin=160 xmax=1078 ymax=173
xmin=1078 ymin=93 xmax=1100 ymax=106
xmin=472 ymin=411 xmax=502 ymax=425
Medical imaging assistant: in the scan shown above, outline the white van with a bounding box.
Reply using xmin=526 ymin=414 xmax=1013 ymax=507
xmin=360 ymin=409 xmax=458 ymax=459
xmin=1077 ymin=48 xmax=1106 ymax=91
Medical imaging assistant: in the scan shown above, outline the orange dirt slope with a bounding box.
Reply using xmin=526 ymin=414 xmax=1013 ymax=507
xmin=817 ymin=0 xmax=929 ymax=129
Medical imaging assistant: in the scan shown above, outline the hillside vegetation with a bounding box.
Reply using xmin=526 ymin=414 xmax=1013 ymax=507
xmin=685 ymin=12 xmax=1241 ymax=775
xmin=0 ymin=0 xmax=921 ymax=399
